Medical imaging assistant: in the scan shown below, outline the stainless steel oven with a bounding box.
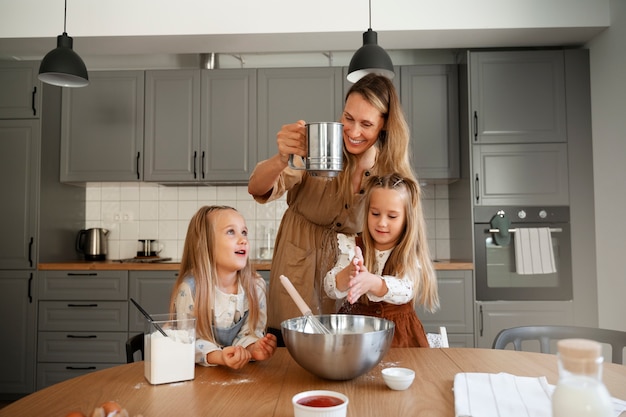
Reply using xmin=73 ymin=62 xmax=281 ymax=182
xmin=474 ymin=206 xmax=572 ymax=301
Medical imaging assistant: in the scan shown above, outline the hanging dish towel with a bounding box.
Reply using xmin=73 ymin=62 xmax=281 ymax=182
xmin=490 ymin=213 xmax=511 ymax=246
xmin=514 ymin=228 xmax=556 ymax=274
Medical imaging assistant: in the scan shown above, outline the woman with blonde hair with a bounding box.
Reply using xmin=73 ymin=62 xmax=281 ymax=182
xmin=248 ymin=74 xmax=416 ymax=345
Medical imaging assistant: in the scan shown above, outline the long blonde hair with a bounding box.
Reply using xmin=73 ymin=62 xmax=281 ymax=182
xmin=361 ymin=174 xmax=439 ymax=312
xmin=338 ymin=74 xmax=415 ymax=203
xmin=169 ymin=205 xmax=261 ymax=343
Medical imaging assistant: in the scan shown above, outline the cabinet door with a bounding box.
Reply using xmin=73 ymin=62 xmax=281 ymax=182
xmin=129 ymin=270 xmax=178 ymax=332
xmin=475 ymin=300 xmax=574 ymax=349
xmin=0 ymin=61 xmax=40 ymax=119
xmin=0 ymin=271 xmax=36 ymax=396
xmin=417 ymin=270 xmax=474 ymax=335
xmin=39 ymin=270 xmax=128 ymax=300
xmin=470 ymin=50 xmax=567 ymax=144
xmin=144 ymin=70 xmax=201 ymax=182
xmin=401 ymin=65 xmax=459 ymax=181
xmin=201 ymin=69 xmax=257 ymax=183
xmin=257 ymin=67 xmax=343 ymax=161
xmin=473 ymin=143 xmax=569 ymax=206
xmin=61 ymin=71 xmax=144 ymax=182
xmin=0 ymin=120 xmax=39 ymax=269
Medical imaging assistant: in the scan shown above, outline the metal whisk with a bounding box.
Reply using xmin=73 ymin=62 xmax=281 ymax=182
xmin=279 ymin=275 xmax=331 ymax=334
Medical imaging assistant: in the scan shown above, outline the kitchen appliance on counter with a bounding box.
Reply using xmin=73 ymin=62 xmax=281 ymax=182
xmin=473 ymin=206 xmax=572 ymax=301
xmin=138 ymin=239 xmax=161 ymax=257
xmin=76 ymin=228 xmax=109 ymax=261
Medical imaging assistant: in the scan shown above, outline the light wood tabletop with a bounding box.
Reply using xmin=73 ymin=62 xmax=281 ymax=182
xmin=2 ymin=348 xmax=625 ymax=417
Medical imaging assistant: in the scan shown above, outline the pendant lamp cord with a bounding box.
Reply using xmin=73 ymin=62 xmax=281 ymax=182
xmin=63 ymin=0 xmax=68 ymax=33
xmin=368 ymin=0 xmax=372 ymax=30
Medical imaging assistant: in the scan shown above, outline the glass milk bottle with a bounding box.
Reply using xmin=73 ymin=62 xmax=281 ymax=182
xmin=552 ymin=338 xmax=612 ymax=417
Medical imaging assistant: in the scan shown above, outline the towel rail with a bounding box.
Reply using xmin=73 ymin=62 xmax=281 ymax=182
xmin=488 ymin=228 xmax=563 ymax=233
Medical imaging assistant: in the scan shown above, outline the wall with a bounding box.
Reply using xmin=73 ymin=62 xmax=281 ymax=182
xmin=587 ymin=0 xmax=626 ymax=331
xmin=84 ymin=183 xmax=451 ymax=262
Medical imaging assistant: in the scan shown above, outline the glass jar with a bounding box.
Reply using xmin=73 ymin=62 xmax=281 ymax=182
xmin=552 ymin=338 xmax=613 ymax=417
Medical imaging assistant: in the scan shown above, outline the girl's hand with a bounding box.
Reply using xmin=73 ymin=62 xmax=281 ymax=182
xmin=277 ymin=120 xmax=307 ymax=164
xmin=248 ymin=333 xmax=278 ymax=361
xmin=221 ymin=345 xmax=252 ymax=369
xmin=347 ymin=269 xmax=387 ymax=304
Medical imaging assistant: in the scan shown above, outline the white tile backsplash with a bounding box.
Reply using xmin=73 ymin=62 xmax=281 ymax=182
xmin=84 ymin=182 xmax=451 ymax=261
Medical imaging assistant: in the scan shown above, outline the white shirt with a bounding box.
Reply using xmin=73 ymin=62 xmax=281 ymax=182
xmin=323 ymin=233 xmax=415 ymax=305
xmin=174 ymin=275 xmax=268 ymax=366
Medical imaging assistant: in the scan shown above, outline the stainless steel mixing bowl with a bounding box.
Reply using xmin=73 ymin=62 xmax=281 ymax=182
xmin=281 ymin=314 xmax=395 ymax=380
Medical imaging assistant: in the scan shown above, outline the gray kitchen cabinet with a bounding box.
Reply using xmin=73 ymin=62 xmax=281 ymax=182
xmin=474 ymin=300 xmax=574 ymax=350
xmin=469 ymin=50 xmax=567 ymax=144
xmin=401 ymin=65 xmax=459 ymax=181
xmin=417 ymin=270 xmax=474 ymax=347
xmin=0 ymin=61 xmax=40 ymax=119
xmin=257 ymin=67 xmax=343 ymax=161
xmin=0 ymin=271 xmax=36 ymax=400
xmin=60 ymin=71 xmax=145 ymax=182
xmin=0 ymin=120 xmax=39 ymax=269
xmin=36 ymin=270 xmax=129 ymax=390
xmin=473 ymin=143 xmax=569 ymax=206
xmin=144 ymin=69 xmax=256 ymax=183
xmin=128 ymin=270 xmax=178 ymax=332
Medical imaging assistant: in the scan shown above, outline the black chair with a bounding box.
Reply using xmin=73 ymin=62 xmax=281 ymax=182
xmin=492 ymin=325 xmax=626 ymax=364
xmin=126 ymin=333 xmax=145 ymax=363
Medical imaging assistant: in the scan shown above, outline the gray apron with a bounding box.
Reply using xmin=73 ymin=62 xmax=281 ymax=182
xmin=213 ymin=310 xmax=249 ymax=347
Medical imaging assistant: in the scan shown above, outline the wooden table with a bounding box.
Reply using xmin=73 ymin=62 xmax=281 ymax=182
xmin=3 ymin=348 xmax=625 ymax=417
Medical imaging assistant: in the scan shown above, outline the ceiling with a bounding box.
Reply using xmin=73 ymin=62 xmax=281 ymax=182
xmin=0 ymin=26 xmax=607 ymax=64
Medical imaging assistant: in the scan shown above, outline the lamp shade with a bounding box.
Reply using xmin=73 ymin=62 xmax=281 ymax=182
xmin=38 ymin=33 xmax=89 ymax=88
xmin=347 ymin=29 xmax=395 ymax=83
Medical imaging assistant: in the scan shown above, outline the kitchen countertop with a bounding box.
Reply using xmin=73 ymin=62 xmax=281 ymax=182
xmin=38 ymin=259 xmax=472 ymax=272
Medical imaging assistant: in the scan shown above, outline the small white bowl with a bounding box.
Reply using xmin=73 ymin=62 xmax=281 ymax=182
xmin=382 ymin=367 xmax=415 ymax=391
xmin=292 ymin=390 xmax=349 ymax=417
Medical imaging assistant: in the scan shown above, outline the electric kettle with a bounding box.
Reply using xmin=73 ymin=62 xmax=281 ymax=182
xmin=76 ymin=228 xmax=109 ymax=260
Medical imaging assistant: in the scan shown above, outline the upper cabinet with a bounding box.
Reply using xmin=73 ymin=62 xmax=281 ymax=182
xmin=61 ymin=71 xmax=145 ymax=182
xmin=470 ymin=50 xmax=567 ymax=144
xmin=257 ymin=67 xmax=343 ymax=162
xmin=0 ymin=61 xmax=40 ymax=119
xmin=144 ymin=69 xmax=257 ymax=183
xmin=467 ymin=50 xmax=572 ymax=206
xmin=401 ymin=65 xmax=459 ymax=181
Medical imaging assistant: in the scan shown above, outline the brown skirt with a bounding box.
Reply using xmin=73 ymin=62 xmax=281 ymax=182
xmin=338 ymin=301 xmax=429 ymax=348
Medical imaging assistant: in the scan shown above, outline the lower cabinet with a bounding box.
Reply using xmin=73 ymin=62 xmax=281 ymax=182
xmin=0 ymin=271 xmax=36 ymax=400
xmin=417 ymin=270 xmax=475 ymax=347
xmin=128 ymin=270 xmax=179 ymax=333
xmin=474 ymin=300 xmax=574 ymax=350
xmin=36 ymin=270 xmax=129 ymax=390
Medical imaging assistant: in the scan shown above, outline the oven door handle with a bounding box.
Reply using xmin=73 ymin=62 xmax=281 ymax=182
xmin=488 ymin=227 xmax=563 ymax=233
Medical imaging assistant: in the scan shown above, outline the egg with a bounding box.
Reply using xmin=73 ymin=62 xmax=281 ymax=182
xmin=100 ymin=401 xmax=122 ymax=416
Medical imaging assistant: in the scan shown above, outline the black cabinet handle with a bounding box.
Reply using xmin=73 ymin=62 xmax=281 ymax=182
xmin=193 ymin=151 xmax=197 ymax=179
xmin=136 ymin=152 xmax=141 ymax=180
xmin=67 ymin=303 xmax=99 ymax=307
xmin=479 ymin=305 xmax=484 ymax=337
xmin=66 ymin=366 xmax=97 ymax=370
xmin=28 ymin=237 xmax=34 ymax=267
xmin=201 ymin=151 xmax=205 ymax=179
xmin=473 ymin=111 xmax=478 ymax=141
xmin=28 ymin=273 xmax=33 ymax=303
xmin=67 ymin=335 xmax=98 ymax=339
xmin=31 ymin=86 xmax=37 ymax=116
xmin=67 ymin=272 xmax=97 ymax=276
xmin=474 ymin=174 xmax=480 ymax=203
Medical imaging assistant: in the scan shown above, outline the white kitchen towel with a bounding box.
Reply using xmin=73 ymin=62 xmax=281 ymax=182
xmin=453 ymin=372 xmax=626 ymax=417
xmin=514 ymin=227 xmax=556 ymax=275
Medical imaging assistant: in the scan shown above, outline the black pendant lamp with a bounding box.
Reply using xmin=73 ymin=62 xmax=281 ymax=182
xmin=38 ymin=0 xmax=89 ymax=87
xmin=347 ymin=0 xmax=394 ymax=83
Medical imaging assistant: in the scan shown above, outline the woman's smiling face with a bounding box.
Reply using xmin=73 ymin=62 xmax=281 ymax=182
xmin=340 ymin=93 xmax=385 ymax=156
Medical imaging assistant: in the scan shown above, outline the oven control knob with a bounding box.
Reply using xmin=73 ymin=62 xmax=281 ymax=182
xmin=517 ymin=210 xmax=526 ymax=219
xmin=539 ymin=209 xmax=548 ymax=219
